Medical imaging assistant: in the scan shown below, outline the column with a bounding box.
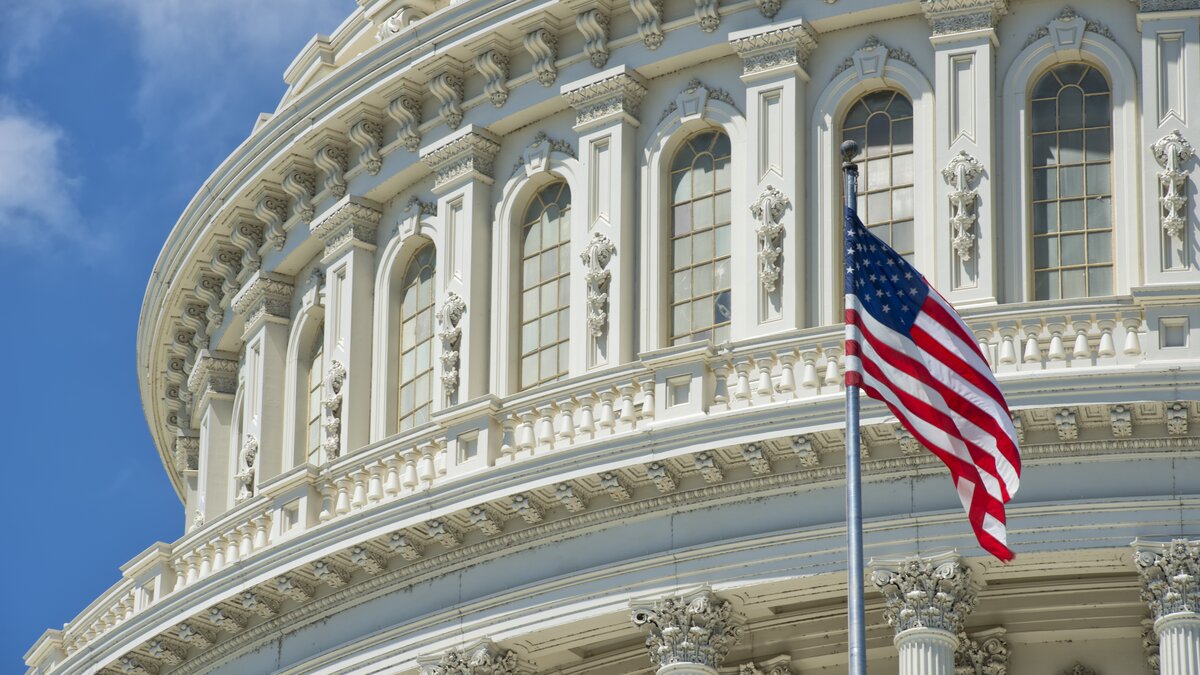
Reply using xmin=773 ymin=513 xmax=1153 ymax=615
xmin=231 ymin=271 xmax=294 ymax=492
xmin=187 ymin=350 xmax=238 ymax=519
xmin=921 ymin=0 xmax=1007 ymax=306
xmin=729 ymin=18 xmax=817 ymax=333
xmin=415 ymin=638 xmax=520 ymax=675
xmin=421 ymin=126 xmax=499 ymax=403
xmin=1136 ymin=2 xmax=1200 ymax=281
xmin=311 ymin=197 xmax=381 ymax=458
xmin=1134 ymin=539 xmax=1200 ymax=675
xmin=871 ymin=552 xmax=977 ymax=675
xmin=561 ymin=66 xmax=648 ymax=370
xmin=630 ymin=587 xmax=744 ymax=675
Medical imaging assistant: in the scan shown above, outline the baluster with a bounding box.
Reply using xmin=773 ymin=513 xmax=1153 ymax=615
xmin=173 ymin=559 xmax=188 ymax=592
xmin=557 ymin=399 xmax=577 ymax=441
xmin=224 ymin=530 xmax=239 ymax=565
xmin=711 ymin=361 xmax=731 ymax=405
xmin=1123 ymin=317 xmax=1143 ymax=355
xmin=384 ymin=455 xmax=402 ymax=495
xmin=639 ymin=380 xmax=656 ymax=420
xmin=733 ymin=360 xmax=752 ymax=401
xmin=417 ymin=444 xmax=436 ymax=483
xmin=211 ymin=535 xmax=226 ymax=571
xmin=239 ymin=523 xmax=253 ymax=558
xmin=434 ymin=441 xmax=447 ymax=476
xmin=499 ymin=415 xmax=517 ymax=460
xmin=198 ymin=546 xmax=212 ymax=578
xmin=823 ymin=347 xmax=841 ymax=386
xmin=755 ymin=356 xmax=774 ymax=397
xmin=577 ymin=394 xmax=596 ymax=438
xmin=618 ymin=384 xmax=637 ymax=424
xmin=252 ymin=514 xmax=271 ymax=550
xmin=998 ymin=327 xmax=1018 ymax=364
xmin=1098 ymin=319 xmax=1117 ymax=357
xmin=800 ymin=349 xmax=820 ymax=389
xmin=973 ymin=329 xmax=994 ymax=368
xmin=350 ymin=469 xmax=368 ymax=509
xmin=777 ymin=352 xmax=797 ymax=394
xmin=1072 ymin=320 xmax=1092 ymax=360
xmin=535 ymin=404 xmax=556 ymax=450
xmin=597 ymin=389 xmax=617 ymax=430
xmin=334 ymin=476 xmax=353 ymax=515
xmin=517 ymin=411 xmax=537 ymax=451
xmin=318 ymin=479 xmax=335 ymax=522
xmin=1022 ymin=324 xmax=1043 ymax=363
xmin=401 ymin=449 xmax=419 ymax=489
xmin=367 ymin=462 xmax=384 ymax=502
xmin=1047 ymin=321 xmax=1066 ymax=361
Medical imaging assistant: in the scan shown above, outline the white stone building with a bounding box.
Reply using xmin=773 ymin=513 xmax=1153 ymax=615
xmin=24 ymin=0 xmax=1200 ymax=673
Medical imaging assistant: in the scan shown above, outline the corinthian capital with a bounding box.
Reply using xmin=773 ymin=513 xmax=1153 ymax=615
xmin=729 ymin=18 xmax=818 ymax=80
xmin=420 ymin=125 xmax=501 ymax=192
xmin=919 ymin=0 xmax=1008 ymax=36
xmin=560 ymin=65 xmax=648 ymax=132
xmin=310 ymin=195 xmax=383 ymax=258
xmin=870 ymin=552 xmax=977 ymax=635
xmin=630 ymin=587 xmax=744 ymax=670
xmin=416 ymin=638 xmax=520 ymax=675
xmin=1134 ymin=538 xmax=1200 ymax=620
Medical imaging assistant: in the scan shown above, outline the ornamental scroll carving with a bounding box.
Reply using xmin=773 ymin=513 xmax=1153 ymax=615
xmin=751 ymin=185 xmax=790 ymax=293
xmin=417 ymin=639 xmax=519 ymax=675
xmin=955 ymin=630 xmax=1009 ymax=675
xmin=630 ymin=587 xmax=744 ymax=668
xmin=1153 ymin=130 xmax=1195 ymax=241
xmin=576 ymin=9 xmax=610 ymax=68
xmin=1134 ymin=538 xmax=1200 ymax=620
xmin=438 ymin=293 xmax=467 ymax=396
xmin=629 ymin=0 xmax=665 ymax=50
xmin=871 ymin=553 xmax=977 ymax=634
xmin=234 ymin=435 xmax=259 ymax=503
xmin=580 ymin=232 xmax=616 ymax=337
xmin=321 ymin=360 xmax=346 ymax=461
xmin=942 ymin=151 xmax=984 ymax=262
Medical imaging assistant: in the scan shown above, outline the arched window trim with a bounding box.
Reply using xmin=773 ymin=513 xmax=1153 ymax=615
xmin=1001 ymin=28 xmax=1138 ymax=302
xmin=641 ymin=85 xmax=747 ymax=351
xmin=812 ymin=57 xmax=934 ymax=327
xmin=491 ymin=140 xmax=582 ymax=396
xmin=396 ymin=244 xmax=437 ymax=431
xmin=281 ymin=283 xmax=326 ymax=470
xmin=517 ymin=181 xmax=573 ymax=389
xmin=371 ymin=212 xmax=440 ymax=442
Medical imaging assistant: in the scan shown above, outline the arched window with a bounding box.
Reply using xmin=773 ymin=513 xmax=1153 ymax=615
xmin=669 ymin=130 xmax=732 ymax=345
xmin=305 ymin=325 xmax=324 ymax=465
xmin=841 ymin=90 xmax=914 ymax=261
xmin=1030 ymin=63 xmax=1112 ymax=299
xmin=398 ymin=244 xmax=436 ymax=431
xmin=519 ymin=181 xmax=571 ymax=389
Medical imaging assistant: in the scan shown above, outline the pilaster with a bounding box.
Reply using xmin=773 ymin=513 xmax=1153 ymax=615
xmin=871 ymin=552 xmax=977 ymax=675
xmin=231 ymin=271 xmax=294 ymax=492
xmin=311 ymin=196 xmax=381 ymax=459
xmin=730 ymin=19 xmax=817 ymax=332
xmin=561 ymin=66 xmax=648 ymax=370
xmin=1135 ymin=538 xmax=1200 ymax=675
xmin=1137 ymin=4 xmax=1200 ymax=281
xmin=922 ymin=0 xmax=1006 ymax=306
xmin=421 ymin=126 xmax=499 ymax=403
xmin=630 ymin=586 xmax=744 ymax=674
xmin=185 ymin=350 xmax=238 ymax=524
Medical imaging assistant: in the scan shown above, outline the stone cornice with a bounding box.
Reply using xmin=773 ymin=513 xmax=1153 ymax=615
xmin=919 ymin=0 xmax=1008 ymax=35
xmin=728 ymin=18 xmax=818 ymax=79
xmin=1131 ymin=0 xmax=1200 ymax=12
xmin=310 ymin=195 xmax=383 ymax=257
xmin=419 ymin=125 xmax=501 ymax=192
xmin=231 ymin=271 xmax=294 ymax=328
xmin=560 ymin=65 xmax=648 ymax=132
xmin=185 ymin=350 xmax=239 ymax=405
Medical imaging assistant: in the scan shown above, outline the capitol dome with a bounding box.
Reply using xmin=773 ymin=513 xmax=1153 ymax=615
xmin=24 ymin=0 xmax=1200 ymax=673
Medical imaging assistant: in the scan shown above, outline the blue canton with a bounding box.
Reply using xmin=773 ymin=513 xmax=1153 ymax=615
xmin=844 ymin=207 xmax=929 ymax=335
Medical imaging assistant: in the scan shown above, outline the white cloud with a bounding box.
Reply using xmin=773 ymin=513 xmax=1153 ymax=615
xmin=0 ymin=3 xmax=64 ymax=79
xmin=0 ymin=103 xmax=92 ymax=249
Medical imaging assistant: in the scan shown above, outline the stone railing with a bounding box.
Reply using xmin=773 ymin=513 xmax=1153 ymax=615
xmin=48 ymin=299 xmax=1155 ymax=661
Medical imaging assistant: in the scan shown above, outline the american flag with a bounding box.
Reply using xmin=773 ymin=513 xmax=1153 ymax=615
xmin=842 ymin=207 xmax=1022 ymax=561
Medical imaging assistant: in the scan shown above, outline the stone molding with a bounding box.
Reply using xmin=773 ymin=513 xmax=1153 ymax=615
xmin=231 ymin=272 xmax=294 ymax=326
xmin=919 ymin=0 xmax=1008 ymax=35
xmin=560 ymin=66 xmax=648 ymax=131
xmin=310 ymin=195 xmax=383 ymax=256
xmin=630 ymin=587 xmax=744 ymax=669
xmin=870 ymin=552 xmax=977 ymax=635
xmin=728 ymin=18 xmax=818 ymax=77
xmin=420 ymin=125 xmax=501 ymax=190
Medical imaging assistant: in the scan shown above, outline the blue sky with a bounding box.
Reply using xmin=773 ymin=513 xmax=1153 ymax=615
xmin=0 ymin=1 xmax=354 ymax=667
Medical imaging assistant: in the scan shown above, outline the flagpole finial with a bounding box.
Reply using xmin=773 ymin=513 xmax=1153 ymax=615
xmin=841 ymin=140 xmax=860 ymax=169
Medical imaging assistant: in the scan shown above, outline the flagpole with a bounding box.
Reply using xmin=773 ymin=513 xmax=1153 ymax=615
xmin=841 ymin=139 xmax=868 ymax=675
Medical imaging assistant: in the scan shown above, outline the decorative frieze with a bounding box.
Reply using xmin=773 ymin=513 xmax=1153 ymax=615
xmin=580 ymin=232 xmax=616 ymax=337
xmin=742 ymin=443 xmax=772 ymax=475
xmin=1133 ymin=0 xmax=1200 ymax=10
xmin=895 ymin=425 xmax=922 ymax=455
xmin=630 ymin=587 xmax=744 ymax=669
xmin=659 ymin=79 xmax=741 ymax=124
xmin=1153 ymin=130 xmax=1195 ymax=241
xmin=237 ymin=591 xmax=279 ymax=618
xmin=274 ymin=575 xmax=314 ymax=602
xmin=833 ymin=36 xmax=917 ymax=78
xmin=555 ymin=483 xmax=589 ymax=511
xmin=523 ymin=28 xmax=558 ymax=87
xmin=231 ymin=272 xmax=294 ymax=326
xmin=322 ymin=360 xmax=347 ymax=460
xmin=512 ymin=132 xmax=576 ymax=177
xmin=387 ymin=532 xmax=425 ymax=560
xmin=474 ymin=47 xmax=510 ymax=108
xmin=629 ymin=0 xmax=665 ymax=50
xmin=735 ymin=656 xmax=792 ymax=675
xmin=695 ymin=451 xmax=725 ymax=483
xmin=942 ymin=151 xmax=984 ymax=263
xmin=310 ymin=196 xmax=382 ymax=255
xmin=469 ymin=506 xmax=503 ymax=535
xmin=207 ymin=606 xmax=247 ymax=632
xmin=437 ymin=292 xmax=467 ymax=397
xmin=646 ymin=461 xmax=678 ymax=492
xmin=561 ymin=67 xmax=648 ymax=130
xmin=1110 ymin=405 xmax=1133 ymax=437
xmin=387 ymin=86 xmax=424 ymax=153
xmin=576 ymin=8 xmax=611 ymax=68
xmin=1022 ymin=7 xmax=1115 ymax=51
xmin=1055 ymin=408 xmax=1078 ymax=441
xmin=311 ymin=558 xmax=352 ymax=587
xmin=750 ymin=185 xmax=790 ymax=292
xmin=173 ymin=436 xmax=200 ymax=473
xmin=1134 ymin=539 xmax=1200 ymax=620
xmin=729 ymin=19 xmax=818 ymax=77
xmin=427 ymin=519 xmax=463 ymax=548
xmin=511 ymin=493 xmax=545 ymax=524
xmin=420 ymin=127 xmax=501 ymax=189
xmin=186 ymin=351 xmax=237 ymax=401
xmin=870 ymin=552 xmax=976 ymax=635
xmin=1167 ymin=402 xmax=1190 ymax=435
xmin=349 ymin=545 xmax=387 ymax=574
xmin=919 ymin=0 xmax=1008 ymax=36
xmin=417 ymin=638 xmax=519 ymax=675
xmin=755 ymin=0 xmax=782 ymax=19
xmin=791 ymin=435 xmax=819 ymax=466
xmin=174 ymin=622 xmax=215 ymax=650
xmin=600 ymin=470 xmax=632 ymax=501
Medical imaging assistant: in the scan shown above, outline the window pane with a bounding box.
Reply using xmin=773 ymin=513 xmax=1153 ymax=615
xmin=1060 ymin=166 xmax=1084 ymax=198
xmin=1034 ymin=236 xmax=1058 ymax=268
xmin=1087 ymin=231 xmax=1112 ymax=264
xmin=1032 ymin=99 xmax=1057 ymax=132
xmin=1061 ymin=233 xmax=1086 ymax=266
xmin=694 ymin=262 xmax=713 ymax=296
xmin=1087 ymin=197 xmax=1111 ymax=231
xmin=673 ymin=204 xmax=692 ymax=236
xmin=1033 ymin=168 xmax=1057 ymax=200
xmin=1032 ymin=134 xmax=1055 ymax=166
xmin=892 ymin=152 xmax=913 ymax=184
xmin=1059 ymin=131 xmax=1084 ymax=164
xmin=1088 ymin=266 xmax=1112 ymax=296
xmin=674 ymin=236 xmax=692 ymax=267
xmin=1033 ymin=202 xmax=1057 ymax=234
xmin=1084 ymin=93 xmax=1110 ymax=127
xmin=1086 ymin=164 xmax=1110 ymax=196
xmin=1059 ymin=87 xmax=1084 ymax=129
xmin=517 ymin=182 xmax=571 ymax=389
xmin=1062 ymin=268 xmax=1086 ymax=298
xmin=1060 ymin=200 xmax=1085 ymax=231
xmin=892 ymin=187 xmax=914 ymax=220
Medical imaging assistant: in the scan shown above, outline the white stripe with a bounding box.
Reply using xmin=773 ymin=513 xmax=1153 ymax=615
xmin=850 ymin=313 xmax=1021 ymax=493
xmin=853 ymin=353 xmax=1005 ymax=502
xmin=913 ymin=311 xmax=1000 ymax=396
xmin=982 ymin=512 xmax=1008 ymax=546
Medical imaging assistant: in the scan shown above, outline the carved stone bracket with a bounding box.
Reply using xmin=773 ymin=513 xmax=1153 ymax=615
xmin=347 ymin=111 xmax=386 ymax=176
xmin=1134 ymin=538 xmax=1200 ymax=620
xmin=629 ymin=0 xmax=665 ymax=50
xmin=474 ymin=46 xmax=510 ymax=108
xmin=387 ymin=85 xmax=424 ymax=153
xmin=561 ymin=67 xmax=648 ymax=131
xmin=630 ymin=587 xmax=744 ymax=669
xmin=694 ymin=0 xmax=720 ymax=32
xmin=438 ymin=293 xmax=467 ymax=397
xmin=942 ymin=150 xmax=984 ymax=262
xmin=1153 ymin=130 xmax=1195 ymax=241
xmin=580 ymin=232 xmax=616 ymax=337
xmin=253 ymin=189 xmax=290 ymax=251
xmin=576 ymin=8 xmax=611 ymax=68
xmin=234 ymin=435 xmax=259 ymax=503
xmin=870 ymin=552 xmax=977 ymax=635
xmin=729 ymin=19 xmax=818 ymax=78
xmin=314 ymin=141 xmax=350 ymax=199
xmin=750 ymin=185 xmax=790 ymax=293
xmin=416 ymin=638 xmax=520 ymax=675
xmin=429 ymin=66 xmax=466 ymax=130
xmin=524 ymin=28 xmax=559 ymax=87
xmin=755 ymin=0 xmax=782 ymax=19
xmin=321 ymin=360 xmax=346 ymax=461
